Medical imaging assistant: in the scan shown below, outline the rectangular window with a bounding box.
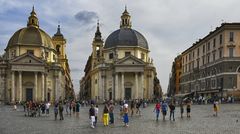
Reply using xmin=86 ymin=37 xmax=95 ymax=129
xmin=203 ymin=45 xmax=205 ymax=53
xmin=197 ymin=59 xmax=200 ymax=68
xmin=202 ymin=56 xmax=205 ymax=65
xmin=230 ymin=32 xmax=234 ymax=42
xmin=189 ymin=53 xmax=191 ymax=60
xmin=207 ymin=42 xmax=210 ymax=51
xmin=141 ymin=53 xmax=145 ymax=60
xmin=213 ymin=53 xmax=216 ymax=61
xmin=125 ymin=52 xmax=131 ymax=57
xmin=109 ymin=53 xmax=113 ymax=59
xmin=207 ymin=55 xmax=210 ymax=63
xmin=27 ymin=50 xmax=34 ymax=55
xmin=193 ymin=51 xmax=195 ymax=59
xmin=219 ymin=49 xmax=222 ymax=58
xmin=213 ymin=38 xmax=216 ymax=48
xmin=197 ymin=48 xmax=199 ymax=56
xmin=229 ymin=48 xmax=234 ymax=57
xmin=220 ymin=34 xmax=222 ymax=44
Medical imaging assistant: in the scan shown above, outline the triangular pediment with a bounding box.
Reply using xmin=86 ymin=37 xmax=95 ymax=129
xmin=116 ymin=55 xmax=145 ymax=65
xmin=10 ymin=53 xmax=45 ymax=65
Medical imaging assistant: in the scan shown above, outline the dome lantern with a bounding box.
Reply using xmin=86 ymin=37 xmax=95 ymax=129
xmin=120 ymin=6 xmax=132 ymax=29
xmin=94 ymin=20 xmax=102 ymax=42
xmin=27 ymin=6 xmax=39 ymax=28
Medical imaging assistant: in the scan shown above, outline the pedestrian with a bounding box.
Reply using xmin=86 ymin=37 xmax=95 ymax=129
xmin=169 ymin=102 xmax=175 ymax=121
xmin=123 ymin=103 xmax=129 ymax=127
xmin=89 ymin=104 xmax=96 ymax=128
xmin=136 ymin=100 xmax=142 ymax=116
xmin=213 ymin=100 xmax=219 ymax=116
xmin=161 ymin=101 xmax=168 ymax=121
xmin=109 ymin=101 xmax=115 ymax=124
xmin=130 ymin=100 xmax=135 ymax=117
xmin=45 ymin=101 xmax=50 ymax=116
xmin=94 ymin=105 xmax=99 ymax=127
xmin=59 ymin=102 xmax=64 ymax=120
xmin=180 ymin=102 xmax=184 ymax=118
xmin=153 ymin=101 xmax=161 ymax=121
xmin=72 ymin=101 xmax=76 ymax=114
xmin=119 ymin=102 xmax=124 ymax=119
xmin=102 ymin=105 xmax=109 ymax=126
xmin=69 ymin=101 xmax=72 ymax=115
xmin=54 ymin=103 xmax=58 ymax=120
xmin=186 ymin=102 xmax=191 ymax=118
xmin=13 ymin=102 xmax=17 ymax=111
xmin=76 ymin=101 xmax=80 ymax=118
xmin=41 ymin=102 xmax=45 ymax=114
xmin=65 ymin=101 xmax=69 ymax=115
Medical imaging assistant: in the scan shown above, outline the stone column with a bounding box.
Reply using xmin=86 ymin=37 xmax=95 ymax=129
xmin=34 ymin=72 xmax=38 ymax=101
xmin=41 ymin=73 xmax=45 ymax=101
xmin=141 ymin=73 xmax=144 ymax=99
xmin=121 ymin=72 xmax=125 ymax=100
xmin=11 ymin=71 xmax=15 ymax=102
xmin=19 ymin=71 xmax=22 ymax=101
xmin=115 ymin=73 xmax=118 ymax=100
xmin=135 ymin=72 xmax=138 ymax=99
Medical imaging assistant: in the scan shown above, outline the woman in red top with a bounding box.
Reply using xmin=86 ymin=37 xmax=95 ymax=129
xmin=153 ymin=101 xmax=161 ymax=121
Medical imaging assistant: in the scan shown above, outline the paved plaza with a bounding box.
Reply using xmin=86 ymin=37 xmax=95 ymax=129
xmin=0 ymin=103 xmax=239 ymax=134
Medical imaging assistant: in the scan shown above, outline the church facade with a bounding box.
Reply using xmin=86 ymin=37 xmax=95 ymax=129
xmin=0 ymin=7 xmax=74 ymax=103
xmin=80 ymin=8 xmax=162 ymax=102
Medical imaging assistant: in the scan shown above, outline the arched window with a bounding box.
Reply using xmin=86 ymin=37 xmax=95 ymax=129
xmin=32 ymin=19 xmax=34 ymax=24
xmin=56 ymin=45 xmax=60 ymax=53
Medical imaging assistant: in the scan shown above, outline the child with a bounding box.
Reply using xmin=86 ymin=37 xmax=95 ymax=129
xmin=213 ymin=101 xmax=219 ymax=116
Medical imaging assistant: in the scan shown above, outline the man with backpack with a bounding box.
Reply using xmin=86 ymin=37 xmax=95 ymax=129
xmin=161 ymin=101 xmax=168 ymax=121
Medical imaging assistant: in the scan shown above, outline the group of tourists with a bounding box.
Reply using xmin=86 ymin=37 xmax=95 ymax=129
xmin=21 ymin=101 xmax=51 ymax=117
xmin=153 ymin=100 xmax=192 ymax=121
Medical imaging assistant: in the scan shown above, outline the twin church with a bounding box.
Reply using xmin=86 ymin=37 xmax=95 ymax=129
xmin=80 ymin=8 xmax=162 ymax=102
xmin=0 ymin=7 xmax=162 ymax=103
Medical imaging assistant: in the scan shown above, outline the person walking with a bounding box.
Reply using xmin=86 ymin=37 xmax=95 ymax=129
xmin=76 ymin=101 xmax=80 ymax=118
xmin=45 ymin=101 xmax=50 ymax=116
xmin=103 ymin=105 xmax=109 ymax=126
xmin=153 ymin=101 xmax=161 ymax=121
xmin=65 ymin=100 xmax=69 ymax=115
xmin=89 ymin=104 xmax=96 ymax=128
xmin=54 ymin=103 xmax=58 ymax=120
xmin=130 ymin=100 xmax=135 ymax=117
xmin=186 ymin=101 xmax=191 ymax=118
xmin=123 ymin=103 xmax=129 ymax=127
xmin=59 ymin=102 xmax=64 ymax=120
xmin=94 ymin=105 xmax=99 ymax=127
xmin=69 ymin=101 xmax=72 ymax=116
xmin=109 ymin=102 xmax=115 ymax=124
xmin=161 ymin=101 xmax=168 ymax=121
xmin=180 ymin=102 xmax=184 ymax=118
xmin=169 ymin=103 xmax=175 ymax=121
xmin=136 ymin=100 xmax=142 ymax=116
xmin=213 ymin=100 xmax=219 ymax=116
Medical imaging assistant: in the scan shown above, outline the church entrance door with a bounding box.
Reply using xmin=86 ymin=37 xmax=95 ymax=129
xmin=125 ymin=88 xmax=131 ymax=100
xmin=26 ymin=88 xmax=33 ymax=101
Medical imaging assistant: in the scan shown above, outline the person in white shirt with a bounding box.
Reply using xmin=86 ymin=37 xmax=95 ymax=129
xmin=45 ymin=102 xmax=51 ymax=116
xmin=94 ymin=105 xmax=99 ymax=127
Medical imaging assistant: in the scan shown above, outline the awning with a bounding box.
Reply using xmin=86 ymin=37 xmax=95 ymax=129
xmin=174 ymin=93 xmax=192 ymax=97
xmin=197 ymin=89 xmax=219 ymax=94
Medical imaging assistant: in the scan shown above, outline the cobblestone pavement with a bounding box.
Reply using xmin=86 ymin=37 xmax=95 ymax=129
xmin=0 ymin=103 xmax=239 ymax=134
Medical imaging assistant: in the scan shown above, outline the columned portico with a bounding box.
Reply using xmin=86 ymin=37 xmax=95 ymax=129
xmin=19 ymin=71 xmax=22 ymax=101
xmin=41 ymin=72 xmax=45 ymax=101
xmin=135 ymin=72 xmax=138 ymax=99
xmin=11 ymin=71 xmax=15 ymax=102
xmin=121 ymin=72 xmax=125 ymax=99
xmin=34 ymin=72 xmax=38 ymax=101
xmin=115 ymin=73 xmax=118 ymax=100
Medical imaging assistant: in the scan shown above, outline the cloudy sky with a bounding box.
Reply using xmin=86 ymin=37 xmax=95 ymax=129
xmin=1 ymin=0 xmax=240 ymax=94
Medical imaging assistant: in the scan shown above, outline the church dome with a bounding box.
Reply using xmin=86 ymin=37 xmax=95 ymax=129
xmin=104 ymin=7 xmax=148 ymax=49
xmin=6 ymin=6 xmax=54 ymax=49
xmin=104 ymin=28 xmax=148 ymax=49
xmin=7 ymin=27 xmax=54 ymax=49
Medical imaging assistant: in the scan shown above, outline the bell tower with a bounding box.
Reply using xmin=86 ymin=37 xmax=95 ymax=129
xmin=52 ymin=24 xmax=67 ymax=64
xmin=92 ymin=21 xmax=104 ymax=67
